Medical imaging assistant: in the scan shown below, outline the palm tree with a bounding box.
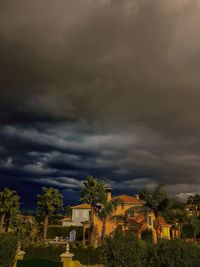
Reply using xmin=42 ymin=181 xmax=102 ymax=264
xmin=37 ymin=187 xmax=63 ymax=240
xmin=187 ymin=215 xmax=200 ymax=243
xmin=162 ymin=198 xmax=187 ymax=237
xmin=139 ymin=183 xmax=168 ymax=243
xmin=0 ymin=188 xmax=20 ymax=233
xmin=81 ymin=176 xmax=107 ymax=246
xmin=97 ymin=198 xmax=118 ymax=242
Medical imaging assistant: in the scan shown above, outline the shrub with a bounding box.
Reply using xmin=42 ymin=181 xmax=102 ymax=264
xmin=100 ymin=231 xmax=147 ymax=267
xmin=47 ymin=226 xmax=83 ymax=240
xmin=72 ymin=245 xmax=101 ymax=265
xmin=24 ymin=243 xmax=65 ymax=261
xmin=141 ymin=230 xmax=153 ymax=242
xmin=0 ymin=233 xmax=18 ymax=267
xmin=24 ymin=243 xmax=101 ymax=265
xmin=181 ymin=224 xmax=194 ymax=238
xmin=152 ymin=239 xmax=200 ymax=267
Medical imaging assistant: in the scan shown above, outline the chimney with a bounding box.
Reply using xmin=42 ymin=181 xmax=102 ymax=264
xmin=105 ymin=185 xmax=112 ymax=202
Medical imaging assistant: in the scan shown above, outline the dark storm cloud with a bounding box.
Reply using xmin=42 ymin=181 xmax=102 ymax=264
xmin=1 ymin=0 xmax=200 ymax=207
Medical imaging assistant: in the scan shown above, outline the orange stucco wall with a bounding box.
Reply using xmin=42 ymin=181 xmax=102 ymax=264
xmin=93 ymin=203 xmax=143 ymax=237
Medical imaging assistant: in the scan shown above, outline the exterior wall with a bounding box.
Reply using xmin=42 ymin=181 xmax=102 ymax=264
xmin=93 ymin=203 xmax=143 ymax=238
xmin=161 ymin=226 xmax=170 ymax=239
xmin=72 ymin=208 xmax=90 ymax=226
xmin=62 ymin=221 xmax=76 ymax=227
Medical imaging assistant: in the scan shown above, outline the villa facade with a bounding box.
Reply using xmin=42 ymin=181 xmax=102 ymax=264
xmin=81 ymin=191 xmax=171 ymax=244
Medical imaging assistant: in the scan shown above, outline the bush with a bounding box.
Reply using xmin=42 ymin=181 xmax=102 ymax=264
xmin=152 ymin=239 xmax=200 ymax=267
xmin=181 ymin=224 xmax=194 ymax=238
xmin=100 ymin=231 xmax=147 ymax=267
xmin=24 ymin=243 xmax=65 ymax=261
xmin=72 ymin=245 xmax=101 ymax=265
xmin=141 ymin=230 xmax=153 ymax=242
xmin=0 ymin=233 xmax=18 ymax=267
xmin=47 ymin=226 xmax=83 ymax=240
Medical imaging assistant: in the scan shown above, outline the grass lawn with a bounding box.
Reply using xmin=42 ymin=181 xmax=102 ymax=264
xmin=17 ymin=258 xmax=62 ymax=267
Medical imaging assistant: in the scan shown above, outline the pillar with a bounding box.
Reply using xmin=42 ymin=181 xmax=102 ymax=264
xmin=13 ymin=246 xmax=25 ymax=267
xmin=60 ymin=243 xmax=74 ymax=267
xmin=82 ymin=226 xmax=86 ymax=247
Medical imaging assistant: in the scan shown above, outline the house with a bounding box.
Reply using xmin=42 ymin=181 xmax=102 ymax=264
xmin=61 ymin=204 xmax=91 ymax=227
xmin=185 ymin=204 xmax=200 ymax=216
xmin=82 ymin=190 xmax=171 ymax=244
xmin=71 ymin=204 xmax=91 ymax=226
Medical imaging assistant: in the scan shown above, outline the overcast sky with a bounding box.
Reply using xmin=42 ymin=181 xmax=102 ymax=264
xmin=1 ymin=0 xmax=200 ymax=209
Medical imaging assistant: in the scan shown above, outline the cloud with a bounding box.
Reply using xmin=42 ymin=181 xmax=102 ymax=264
xmin=0 ymin=0 xmax=200 ymax=207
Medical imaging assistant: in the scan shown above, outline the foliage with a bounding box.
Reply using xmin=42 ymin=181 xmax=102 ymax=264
xmin=47 ymin=225 xmax=83 ymax=240
xmin=80 ymin=176 xmax=107 ymax=209
xmin=24 ymin=243 xmax=101 ymax=265
xmin=161 ymin=198 xmax=187 ymax=225
xmin=17 ymin=258 xmax=62 ymax=267
xmin=11 ymin=216 xmax=38 ymax=243
xmin=100 ymin=231 xmax=147 ymax=267
xmin=37 ymin=187 xmax=64 ymax=216
xmin=64 ymin=206 xmax=72 ymax=218
xmin=139 ymin=183 xmax=169 ymax=243
xmin=141 ymin=229 xmax=153 ymax=242
xmin=181 ymin=223 xmax=194 ymax=238
xmin=187 ymin=216 xmax=200 ymax=240
xmin=0 ymin=188 xmax=20 ymax=232
xmin=24 ymin=243 xmax=65 ymax=261
xmin=0 ymin=233 xmax=18 ymax=267
xmin=37 ymin=187 xmax=63 ymax=240
xmin=72 ymin=245 xmax=102 ymax=265
xmin=100 ymin=232 xmax=200 ymax=267
xmin=140 ymin=183 xmax=168 ymax=216
xmin=151 ymin=239 xmax=200 ymax=267
xmin=80 ymin=176 xmax=107 ymax=244
xmin=97 ymin=198 xmax=118 ymax=241
xmin=48 ymin=214 xmax=64 ymax=225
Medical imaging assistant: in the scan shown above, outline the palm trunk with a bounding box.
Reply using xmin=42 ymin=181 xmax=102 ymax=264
xmin=43 ymin=214 xmax=49 ymax=241
xmin=194 ymin=232 xmax=197 ymax=244
xmin=101 ymin=219 xmax=106 ymax=242
xmin=0 ymin=213 xmax=5 ymax=233
xmin=152 ymin=228 xmax=158 ymax=244
xmin=90 ymin=207 xmax=95 ymax=246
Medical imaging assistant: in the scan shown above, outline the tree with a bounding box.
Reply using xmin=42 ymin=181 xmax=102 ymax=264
xmin=187 ymin=215 xmax=200 ymax=243
xmin=64 ymin=205 xmax=72 ymax=218
xmin=37 ymin=187 xmax=63 ymax=241
xmin=0 ymin=188 xmax=20 ymax=233
xmin=161 ymin=198 xmax=187 ymax=235
xmin=11 ymin=216 xmax=39 ymax=244
xmin=139 ymin=183 xmax=168 ymax=243
xmin=97 ymin=198 xmax=117 ymax=242
xmin=100 ymin=231 xmax=147 ymax=267
xmin=111 ymin=211 xmax=131 ymax=232
xmin=80 ymin=176 xmax=107 ymax=246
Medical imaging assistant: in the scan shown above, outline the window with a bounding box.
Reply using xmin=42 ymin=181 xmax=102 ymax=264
xmin=74 ymin=210 xmax=79 ymax=218
xmin=82 ymin=210 xmax=88 ymax=218
xmin=147 ymin=216 xmax=152 ymax=226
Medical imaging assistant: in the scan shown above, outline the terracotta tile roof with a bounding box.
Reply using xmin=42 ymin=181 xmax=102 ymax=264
xmin=113 ymin=195 xmax=144 ymax=205
xmin=72 ymin=204 xmax=91 ymax=209
xmin=157 ymin=217 xmax=170 ymax=227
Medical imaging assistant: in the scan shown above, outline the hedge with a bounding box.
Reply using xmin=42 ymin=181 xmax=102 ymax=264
xmin=100 ymin=232 xmax=200 ymax=267
xmin=47 ymin=226 xmax=83 ymax=241
xmin=24 ymin=243 xmax=101 ymax=265
xmin=0 ymin=233 xmax=18 ymax=267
